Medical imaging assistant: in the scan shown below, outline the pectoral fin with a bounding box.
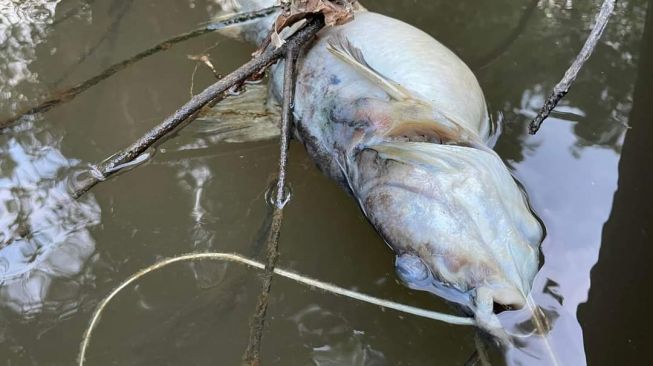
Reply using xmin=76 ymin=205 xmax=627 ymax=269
xmin=327 ymin=35 xmax=487 ymax=148
xmin=191 ymin=83 xmax=281 ymax=143
xmin=327 ymin=34 xmax=414 ymax=101
xmin=383 ymin=101 xmax=489 ymax=149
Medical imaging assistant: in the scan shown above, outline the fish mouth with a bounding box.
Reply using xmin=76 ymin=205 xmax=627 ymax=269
xmin=394 ymin=253 xmax=528 ymax=313
xmin=345 ymin=140 xmax=543 ymax=336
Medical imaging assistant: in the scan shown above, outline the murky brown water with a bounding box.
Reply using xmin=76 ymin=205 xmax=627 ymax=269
xmin=1 ymin=0 xmax=651 ymax=365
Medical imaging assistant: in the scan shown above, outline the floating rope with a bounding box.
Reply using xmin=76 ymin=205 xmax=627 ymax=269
xmin=78 ymin=252 xmax=475 ymax=365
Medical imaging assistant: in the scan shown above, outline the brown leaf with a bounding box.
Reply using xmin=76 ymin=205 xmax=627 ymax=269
xmin=294 ymin=0 xmax=356 ymax=26
xmin=260 ymin=0 xmax=356 ymax=51
xmin=275 ymin=0 xmax=356 ymax=33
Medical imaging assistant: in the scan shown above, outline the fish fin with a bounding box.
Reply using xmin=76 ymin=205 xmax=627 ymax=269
xmin=327 ymin=35 xmax=413 ymax=101
xmin=384 ymin=120 xmax=460 ymax=143
xmin=385 ymin=121 xmax=489 ymax=151
xmin=382 ymin=102 xmax=489 ymax=149
xmin=326 ymin=35 xmax=487 ymax=148
xmin=366 ymin=142 xmax=500 ymax=176
xmin=190 ymin=83 xmax=281 ymax=143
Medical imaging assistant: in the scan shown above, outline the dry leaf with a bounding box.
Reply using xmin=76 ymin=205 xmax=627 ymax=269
xmin=290 ymin=0 xmax=356 ymax=26
xmin=188 ymin=54 xmax=219 ymax=77
xmin=271 ymin=18 xmax=308 ymax=48
xmin=259 ymin=0 xmax=356 ymax=51
xmin=271 ymin=0 xmax=356 ymax=46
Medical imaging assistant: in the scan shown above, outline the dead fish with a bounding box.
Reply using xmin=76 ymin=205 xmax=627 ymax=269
xmin=214 ymin=1 xmax=543 ymax=341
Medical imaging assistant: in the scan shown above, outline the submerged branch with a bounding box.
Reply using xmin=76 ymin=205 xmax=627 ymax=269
xmin=528 ymin=0 xmax=616 ymax=134
xmin=243 ymin=44 xmax=299 ymax=366
xmin=0 ymin=6 xmax=279 ymax=130
xmin=53 ymin=0 xmax=135 ymax=87
xmin=70 ymin=16 xmax=325 ymax=200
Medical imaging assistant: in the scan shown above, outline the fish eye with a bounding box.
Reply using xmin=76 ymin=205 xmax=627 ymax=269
xmin=395 ymin=254 xmax=430 ymax=283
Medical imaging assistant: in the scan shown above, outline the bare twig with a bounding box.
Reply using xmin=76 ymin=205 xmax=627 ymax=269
xmin=70 ymin=16 xmax=325 ymax=200
xmin=529 ymin=0 xmax=616 ymax=134
xmin=242 ymin=44 xmax=298 ymax=366
xmin=0 ymin=6 xmax=279 ymax=130
xmin=274 ymin=49 xmax=298 ymax=211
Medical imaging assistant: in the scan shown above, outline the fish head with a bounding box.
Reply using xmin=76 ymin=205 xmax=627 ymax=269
xmin=347 ymin=141 xmax=543 ymax=337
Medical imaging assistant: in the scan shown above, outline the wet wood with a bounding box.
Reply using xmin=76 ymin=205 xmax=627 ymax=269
xmin=71 ymin=15 xmax=325 ymax=200
xmin=242 ymin=44 xmax=299 ymax=366
xmin=529 ymin=0 xmax=616 ymax=134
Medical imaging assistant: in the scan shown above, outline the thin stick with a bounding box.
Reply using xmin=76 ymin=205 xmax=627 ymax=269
xmin=0 ymin=6 xmax=279 ymax=130
xmin=242 ymin=44 xmax=298 ymax=366
xmin=529 ymin=0 xmax=616 ymax=134
xmin=77 ymin=252 xmax=475 ymax=366
xmin=274 ymin=46 xmax=298 ymax=211
xmin=70 ymin=16 xmax=325 ymax=200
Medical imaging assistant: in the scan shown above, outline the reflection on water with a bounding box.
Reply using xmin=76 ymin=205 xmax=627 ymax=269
xmin=498 ymin=89 xmax=621 ymax=365
xmin=0 ymin=0 xmax=64 ymax=117
xmin=0 ymin=0 xmax=100 ymax=319
xmin=0 ymin=0 xmax=651 ymax=365
xmin=176 ymin=159 xmax=231 ymax=288
xmin=0 ymin=123 xmax=100 ymax=316
xmin=290 ymin=304 xmax=385 ymax=366
xmin=474 ymin=0 xmax=647 ymax=363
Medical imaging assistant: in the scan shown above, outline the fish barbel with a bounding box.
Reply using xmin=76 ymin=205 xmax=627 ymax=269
xmin=218 ymin=0 xmax=544 ymax=340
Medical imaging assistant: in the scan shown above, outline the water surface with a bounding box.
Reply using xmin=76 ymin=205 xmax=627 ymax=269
xmin=0 ymin=0 xmax=651 ymax=365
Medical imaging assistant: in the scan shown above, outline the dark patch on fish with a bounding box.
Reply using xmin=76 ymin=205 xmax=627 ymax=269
xmin=329 ymin=74 xmax=341 ymax=85
xmin=294 ymin=116 xmax=352 ymax=194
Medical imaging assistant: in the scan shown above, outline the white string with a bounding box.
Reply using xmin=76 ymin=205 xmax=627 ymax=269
xmin=78 ymin=252 xmax=475 ymax=365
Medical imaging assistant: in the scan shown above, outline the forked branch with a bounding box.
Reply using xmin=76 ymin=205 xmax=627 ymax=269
xmin=71 ymin=16 xmax=325 ymax=200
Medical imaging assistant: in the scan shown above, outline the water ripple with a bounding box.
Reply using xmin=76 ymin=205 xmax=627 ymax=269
xmin=0 ymin=0 xmax=63 ymax=118
xmin=0 ymin=126 xmax=100 ymax=318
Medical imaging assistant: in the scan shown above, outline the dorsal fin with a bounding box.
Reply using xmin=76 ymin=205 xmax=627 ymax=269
xmin=327 ymin=34 xmax=413 ymax=101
